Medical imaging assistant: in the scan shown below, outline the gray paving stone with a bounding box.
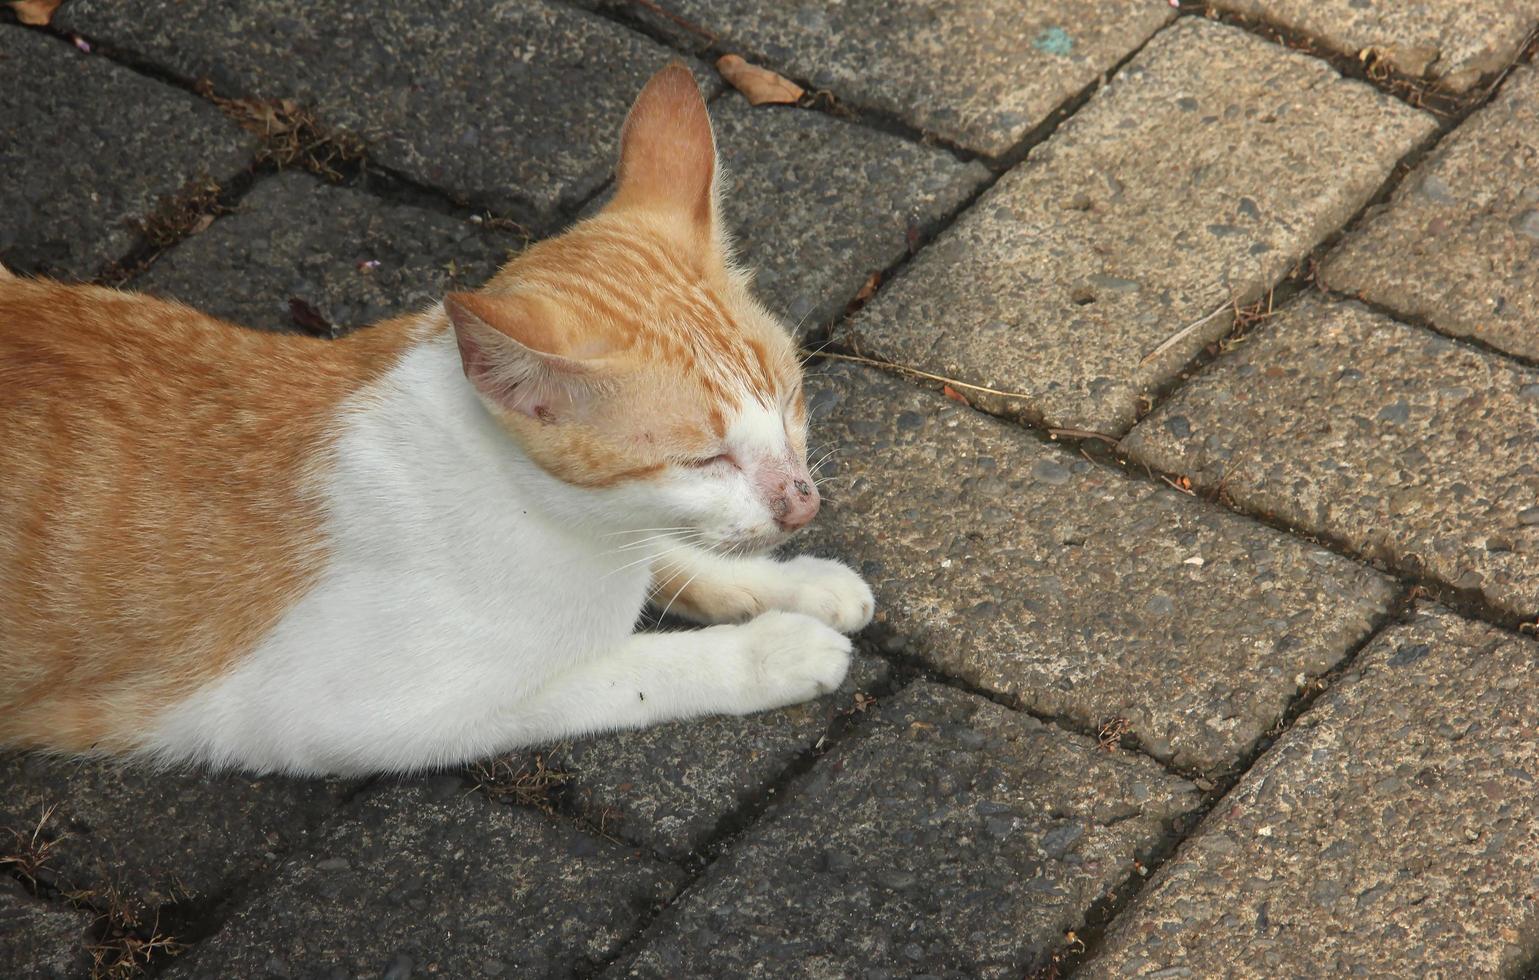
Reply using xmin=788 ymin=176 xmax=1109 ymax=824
xmin=165 ymin=781 xmax=685 ymax=980
xmin=840 ymin=18 xmax=1435 ymax=435
xmin=711 ymin=95 xmax=990 ymax=336
xmin=621 ymin=682 xmax=1201 ymax=978
xmin=1080 ymin=606 xmax=1539 ymax=976
xmin=0 ymin=753 xmax=353 ymax=910
xmin=578 ymin=0 xmax=1174 ymax=156
xmin=542 ymin=652 xmax=888 ymax=861
xmin=1122 ymin=296 xmax=1539 ymax=620
xmin=0 ymin=27 xmax=252 ymax=279
xmin=0 ymin=883 xmax=92 ymax=980
xmin=1324 ymin=65 xmax=1539 ymax=362
xmin=1214 ymin=0 xmax=1539 ymax=90
xmin=799 ymin=362 xmax=1395 ymax=777
xmin=56 ymin=0 xmax=711 ymax=227
xmin=134 ymin=172 xmax=518 ymax=334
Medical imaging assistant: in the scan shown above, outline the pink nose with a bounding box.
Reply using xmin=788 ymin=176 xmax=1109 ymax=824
xmin=773 ymin=476 xmax=820 ymax=531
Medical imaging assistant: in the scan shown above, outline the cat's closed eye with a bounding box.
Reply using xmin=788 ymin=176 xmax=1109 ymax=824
xmin=685 ymin=453 xmax=735 ymax=469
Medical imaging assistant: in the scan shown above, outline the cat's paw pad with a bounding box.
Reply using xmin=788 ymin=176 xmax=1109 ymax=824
xmin=780 ymin=556 xmax=876 ymax=634
xmin=735 ymin=610 xmax=852 ymax=710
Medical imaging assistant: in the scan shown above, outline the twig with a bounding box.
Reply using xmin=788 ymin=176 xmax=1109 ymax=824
xmin=813 ymin=352 xmax=1037 ymax=402
xmin=1139 ymin=299 xmax=1231 ymax=366
xmin=629 ymin=0 xmax=717 ymax=42
xmin=1048 ymin=426 xmax=1120 ymax=445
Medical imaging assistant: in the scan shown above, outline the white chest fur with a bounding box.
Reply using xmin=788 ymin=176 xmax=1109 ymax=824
xmin=145 ymin=326 xmax=651 ymax=773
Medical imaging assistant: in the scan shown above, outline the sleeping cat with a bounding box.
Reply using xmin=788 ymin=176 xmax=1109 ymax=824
xmin=0 ymin=63 xmax=874 ymax=775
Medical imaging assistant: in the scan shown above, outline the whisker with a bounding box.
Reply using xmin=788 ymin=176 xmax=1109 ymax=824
xmin=656 ymin=565 xmax=704 ymax=623
xmin=613 ymin=530 xmax=708 ymax=553
xmin=600 ymin=538 xmax=701 ymax=582
xmin=601 ymin=526 xmax=694 ymax=538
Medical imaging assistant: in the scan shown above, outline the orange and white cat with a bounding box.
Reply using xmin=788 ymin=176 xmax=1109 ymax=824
xmin=0 ymin=64 xmax=873 ymax=775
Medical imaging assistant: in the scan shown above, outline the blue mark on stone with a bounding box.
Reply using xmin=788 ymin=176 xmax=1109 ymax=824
xmin=1033 ymin=26 xmax=1073 ymax=56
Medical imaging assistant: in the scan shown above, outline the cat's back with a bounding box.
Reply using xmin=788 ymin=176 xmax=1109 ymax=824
xmin=0 ymin=278 xmax=415 ymax=752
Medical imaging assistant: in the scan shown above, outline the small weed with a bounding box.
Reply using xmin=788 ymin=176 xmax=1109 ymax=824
xmin=1 ymin=803 xmax=67 ymax=890
xmin=133 ymin=175 xmax=226 ymax=249
xmin=1097 ymin=716 xmax=1131 ymax=752
xmin=197 ymin=83 xmax=366 ymax=180
xmin=81 ymin=887 xmax=182 ymax=980
xmin=466 ymin=752 xmax=573 ymax=815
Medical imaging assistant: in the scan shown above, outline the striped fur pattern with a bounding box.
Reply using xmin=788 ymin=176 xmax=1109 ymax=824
xmin=0 ymin=64 xmax=873 ymax=773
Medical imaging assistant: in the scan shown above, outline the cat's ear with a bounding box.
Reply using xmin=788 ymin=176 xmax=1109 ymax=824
xmin=444 ymin=292 xmax=599 ymax=422
xmin=610 ymin=61 xmax=716 ymax=230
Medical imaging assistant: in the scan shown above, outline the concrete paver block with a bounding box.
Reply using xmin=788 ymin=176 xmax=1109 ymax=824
xmin=1123 ymin=296 xmax=1539 ymax=620
xmin=1325 ymin=65 xmax=1539 ymax=362
xmin=842 ymin=18 xmax=1435 ymax=434
xmin=623 ymin=682 xmax=1201 ymax=978
xmin=800 ymin=361 xmax=1396 ymax=775
xmin=1081 ymin=606 xmax=1539 ymax=976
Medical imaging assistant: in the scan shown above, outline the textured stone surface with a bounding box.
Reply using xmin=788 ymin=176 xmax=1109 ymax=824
xmin=800 ymin=362 xmax=1395 ymax=776
xmin=1324 ymin=66 xmax=1539 ymax=362
xmin=0 ymin=885 xmax=91 ymax=980
xmin=579 ymin=0 xmax=1173 ymax=156
xmin=1122 ymin=297 xmax=1539 ymax=620
xmin=623 ymin=682 xmax=1201 ymax=978
xmin=165 ymin=781 xmax=684 ymax=980
xmin=0 ymin=754 xmax=353 ymax=909
xmin=1214 ymin=0 xmax=1539 ymax=90
xmin=135 ymin=172 xmax=518 ymax=334
xmin=842 ymin=18 xmax=1435 ymax=434
xmin=57 ymin=0 xmax=708 ymax=226
xmin=1081 ymin=606 xmax=1539 ymax=976
xmin=0 ymin=27 xmax=252 ymax=278
xmin=542 ymin=653 xmax=888 ymax=861
xmin=711 ymin=95 xmax=989 ymax=336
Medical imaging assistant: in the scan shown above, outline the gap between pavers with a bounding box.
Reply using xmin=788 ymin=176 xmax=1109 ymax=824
xmin=0 ymin=754 xmax=357 ymax=914
xmin=797 ymin=359 xmax=1398 ymax=778
xmin=477 ymin=652 xmax=891 ymax=864
xmin=158 ymin=778 xmax=686 ymax=979
xmin=572 ymin=0 xmax=1176 ymax=158
xmin=1210 ymin=0 xmax=1539 ymax=92
xmin=1079 ymin=604 xmax=1539 ymax=976
xmin=132 ymin=171 xmax=521 ymax=335
xmin=1122 ymin=294 xmax=1539 ymax=624
xmin=614 ymin=681 xmax=1203 ymax=978
xmin=0 ymin=26 xmax=255 ymax=280
xmin=55 ymin=0 xmax=721 ymax=229
xmin=839 ymin=17 xmax=1437 ymax=436
xmin=1323 ymin=64 xmax=1539 ymax=364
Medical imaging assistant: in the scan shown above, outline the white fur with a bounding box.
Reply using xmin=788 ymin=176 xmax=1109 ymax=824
xmin=143 ymin=317 xmax=868 ymax=775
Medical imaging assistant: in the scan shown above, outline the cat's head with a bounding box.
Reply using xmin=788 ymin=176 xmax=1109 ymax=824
xmin=444 ymin=63 xmax=816 ymax=554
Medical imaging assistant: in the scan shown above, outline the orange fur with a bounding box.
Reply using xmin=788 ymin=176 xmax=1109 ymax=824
xmin=0 ymin=281 xmax=419 ymax=752
xmin=0 ymin=62 xmax=806 ymax=757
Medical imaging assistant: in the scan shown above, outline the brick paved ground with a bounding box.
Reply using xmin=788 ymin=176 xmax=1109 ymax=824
xmin=3 ymin=2 xmax=1537 ymax=977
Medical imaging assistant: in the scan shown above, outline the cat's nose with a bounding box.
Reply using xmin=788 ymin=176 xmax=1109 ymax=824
xmin=773 ymin=477 xmax=820 ymax=531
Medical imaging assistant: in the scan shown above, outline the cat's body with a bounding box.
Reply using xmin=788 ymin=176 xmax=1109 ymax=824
xmin=0 ymin=65 xmax=873 ymax=774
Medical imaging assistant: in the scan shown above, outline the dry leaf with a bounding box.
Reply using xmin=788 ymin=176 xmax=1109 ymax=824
xmin=853 ymin=271 xmax=880 ymax=303
xmin=288 ymin=298 xmax=333 ymax=337
xmin=941 ymin=384 xmax=971 ymax=406
xmin=716 ymin=54 xmax=803 ymax=106
xmin=10 ymin=0 xmax=61 ymax=25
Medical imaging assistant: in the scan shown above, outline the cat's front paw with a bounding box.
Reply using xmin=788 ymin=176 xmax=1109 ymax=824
xmin=779 ymin=556 xmax=875 ymax=634
xmin=733 ymin=610 xmax=852 ymax=712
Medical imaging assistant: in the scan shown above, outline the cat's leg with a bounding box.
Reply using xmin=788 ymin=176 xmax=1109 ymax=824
xmin=650 ymin=548 xmax=875 ymax=632
xmin=496 ymin=612 xmax=852 ymax=744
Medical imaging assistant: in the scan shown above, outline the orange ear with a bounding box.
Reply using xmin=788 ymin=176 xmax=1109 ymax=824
xmin=610 ymin=62 xmax=716 ymax=229
xmin=444 ymin=293 xmax=597 ymax=421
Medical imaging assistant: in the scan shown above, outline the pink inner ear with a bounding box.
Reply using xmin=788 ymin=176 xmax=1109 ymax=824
xmin=446 ymin=294 xmax=578 ymax=421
